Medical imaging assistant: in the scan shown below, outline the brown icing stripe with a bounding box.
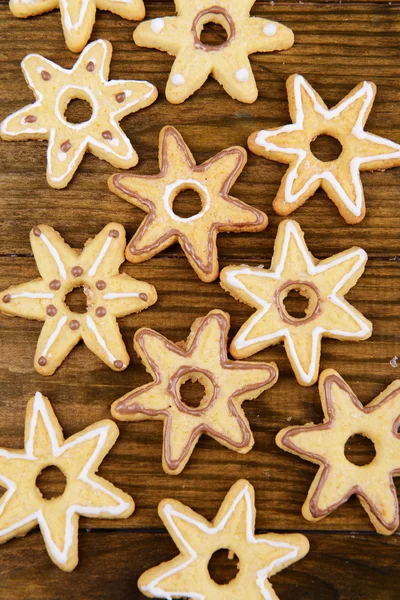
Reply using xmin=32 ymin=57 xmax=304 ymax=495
xmin=112 ymin=127 xmax=265 ymax=277
xmin=191 ymin=6 xmax=236 ymax=52
xmin=273 ymin=280 xmax=322 ymax=327
xmin=280 ymin=373 xmax=400 ymax=531
xmin=115 ymin=312 xmax=277 ymax=471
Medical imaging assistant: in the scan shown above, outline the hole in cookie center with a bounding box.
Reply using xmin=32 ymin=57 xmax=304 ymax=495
xmin=283 ymin=289 xmax=310 ymax=319
xmin=208 ymin=548 xmax=240 ymax=585
xmin=310 ymin=134 xmax=343 ymax=162
xmin=36 ymin=466 xmax=67 ymax=500
xmin=179 ymin=380 xmax=207 ymax=409
xmin=344 ymin=434 xmax=376 ymax=466
xmin=200 ymin=21 xmax=229 ymax=47
xmin=65 ymin=286 xmax=88 ymax=314
xmin=275 ymin=282 xmax=321 ymax=325
xmin=172 ymin=189 xmax=203 ymax=219
xmin=64 ymin=98 xmax=93 ymax=124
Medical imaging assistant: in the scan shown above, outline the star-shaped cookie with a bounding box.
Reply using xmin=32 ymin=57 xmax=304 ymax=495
xmin=0 ymin=223 xmax=157 ymax=375
xmin=9 ymin=0 xmax=145 ymax=52
xmin=133 ymin=0 xmax=294 ymax=103
xmin=111 ymin=310 xmax=278 ymax=474
xmin=220 ymin=220 xmax=372 ymax=386
xmin=249 ymin=74 xmax=400 ymax=223
xmin=139 ymin=479 xmax=309 ymax=598
xmin=0 ymin=392 xmax=134 ymax=571
xmin=276 ymin=370 xmax=400 ymax=535
xmin=109 ymin=126 xmax=268 ymax=283
xmin=0 ymin=40 xmax=157 ymax=188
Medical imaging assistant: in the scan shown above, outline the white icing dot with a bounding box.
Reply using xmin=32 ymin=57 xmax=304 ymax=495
xmin=89 ymin=57 xmax=96 ymax=64
xmin=58 ymin=151 xmax=67 ymax=162
xmin=264 ymin=22 xmax=277 ymax=36
xmin=36 ymin=67 xmax=42 ymax=74
xmin=172 ymin=74 xmax=185 ymax=86
xmin=110 ymin=138 xmax=119 ymax=147
xmin=125 ymin=90 xmax=132 ymax=98
xmin=236 ymin=68 xmax=249 ymax=83
xmin=151 ymin=18 xmax=165 ymax=34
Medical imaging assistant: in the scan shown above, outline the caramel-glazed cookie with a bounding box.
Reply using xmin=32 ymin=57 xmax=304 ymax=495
xmin=0 ymin=392 xmax=134 ymax=571
xmin=109 ymin=126 xmax=268 ymax=283
xmin=0 ymin=223 xmax=157 ymax=375
xmin=0 ymin=40 xmax=157 ymax=189
xmin=220 ymin=220 xmax=372 ymax=386
xmin=277 ymin=370 xmax=400 ymax=535
xmin=249 ymin=74 xmax=400 ymax=223
xmin=133 ymin=0 xmax=294 ymax=103
xmin=112 ymin=310 xmax=278 ymax=475
xmin=9 ymin=0 xmax=145 ymax=53
xmin=138 ymin=479 xmax=309 ymax=599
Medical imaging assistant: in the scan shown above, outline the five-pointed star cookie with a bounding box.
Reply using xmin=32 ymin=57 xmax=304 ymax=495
xmin=138 ymin=479 xmax=309 ymax=599
xmin=0 ymin=223 xmax=157 ymax=375
xmin=112 ymin=310 xmax=278 ymax=474
xmin=220 ymin=220 xmax=372 ymax=386
xmin=109 ymin=126 xmax=268 ymax=283
xmin=9 ymin=0 xmax=145 ymax=52
xmin=276 ymin=369 xmax=400 ymax=535
xmin=249 ymin=74 xmax=400 ymax=223
xmin=0 ymin=40 xmax=157 ymax=189
xmin=133 ymin=0 xmax=294 ymax=103
xmin=0 ymin=392 xmax=134 ymax=571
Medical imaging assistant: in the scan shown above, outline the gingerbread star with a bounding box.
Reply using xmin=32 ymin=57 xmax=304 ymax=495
xmin=249 ymin=74 xmax=400 ymax=223
xmin=133 ymin=0 xmax=294 ymax=103
xmin=276 ymin=370 xmax=400 ymax=535
xmin=0 ymin=223 xmax=157 ymax=375
xmin=220 ymin=220 xmax=372 ymax=386
xmin=9 ymin=0 xmax=145 ymax=52
xmin=0 ymin=392 xmax=134 ymax=571
xmin=109 ymin=126 xmax=268 ymax=283
xmin=139 ymin=479 xmax=309 ymax=598
xmin=112 ymin=310 xmax=278 ymax=474
xmin=0 ymin=40 xmax=157 ymax=189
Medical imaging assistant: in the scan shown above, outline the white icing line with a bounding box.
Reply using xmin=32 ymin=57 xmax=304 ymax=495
xmin=151 ymin=18 xmax=165 ymax=34
xmin=236 ymin=68 xmax=249 ymax=83
xmin=88 ymin=235 xmax=112 ymax=277
xmin=103 ymin=293 xmax=141 ymax=300
xmin=164 ymin=179 xmax=211 ymax=223
xmin=0 ymin=392 xmax=130 ymax=566
xmin=225 ymin=221 xmax=371 ymax=384
xmin=172 ymin=74 xmax=185 ymax=86
xmin=86 ymin=315 xmax=121 ymax=366
xmin=41 ymin=315 xmax=67 ymax=358
xmin=141 ymin=483 xmax=300 ymax=599
xmin=255 ymin=76 xmax=400 ymax=217
xmin=10 ymin=292 xmax=54 ymax=299
xmin=39 ymin=232 xmax=67 ymax=280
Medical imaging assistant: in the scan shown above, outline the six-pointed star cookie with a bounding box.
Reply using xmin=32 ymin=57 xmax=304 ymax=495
xmin=0 ymin=392 xmax=134 ymax=571
xmin=111 ymin=310 xmax=278 ymax=474
xmin=0 ymin=40 xmax=157 ymax=188
xmin=0 ymin=223 xmax=157 ymax=375
xmin=249 ymin=74 xmax=400 ymax=223
xmin=220 ymin=220 xmax=372 ymax=386
xmin=109 ymin=126 xmax=268 ymax=282
xmin=276 ymin=370 xmax=400 ymax=535
xmin=133 ymin=0 xmax=294 ymax=103
xmin=138 ymin=479 xmax=309 ymax=599
xmin=9 ymin=0 xmax=145 ymax=52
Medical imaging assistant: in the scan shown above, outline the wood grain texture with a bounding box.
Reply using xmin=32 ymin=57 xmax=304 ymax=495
xmin=0 ymin=0 xmax=399 ymax=598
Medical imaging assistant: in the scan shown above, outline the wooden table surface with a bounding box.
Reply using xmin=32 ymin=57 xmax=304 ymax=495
xmin=0 ymin=0 xmax=400 ymax=598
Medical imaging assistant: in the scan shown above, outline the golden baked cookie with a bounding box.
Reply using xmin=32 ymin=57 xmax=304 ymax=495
xmin=138 ymin=479 xmax=309 ymax=598
xmin=249 ymin=74 xmax=400 ymax=223
xmin=0 ymin=392 xmax=134 ymax=571
xmin=276 ymin=369 xmax=400 ymax=535
xmin=0 ymin=40 xmax=157 ymax=189
xmin=220 ymin=220 xmax=372 ymax=386
xmin=111 ymin=310 xmax=278 ymax=475
xmin=0 ymin=223 xmax=157 ymax=375
xmin=133 ymin=0 xmax=294 ymax=103
xmin=9 ymin=0 xmax=145 ymax=53
xmin=109 ymin=126 xmax=268 ymax=283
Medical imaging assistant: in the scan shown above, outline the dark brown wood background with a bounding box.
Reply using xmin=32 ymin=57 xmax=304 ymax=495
xmin=1 ymin=0 xmax=400 ymax=598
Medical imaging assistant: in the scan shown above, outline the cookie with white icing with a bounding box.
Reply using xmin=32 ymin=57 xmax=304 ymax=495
xmin=0 ymin=223 xmax=157 ymax=375
xmin=220 ymin=220 xmax=372 ymax=386
xmin=108 ymin=126 xmax=268 ymax=283
xmin=9 ymin=0 xmax=145 ymax=53
xmin=277 ymin=369 xmax=400 ymax=535
xmin=249 ymin=74 xmax=400 ymax=223
xmin=0 ymin=40 xmax=157 ymax=189
xmin=138 ymin=479 xmax=309 ymax=598
xmin=133 ymin=0 xmax=294 ymax=104
xmin=0 ymin=391 xmax=134 ymax=571
xmin=111 ymin=310 xmax=278 ymax=475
